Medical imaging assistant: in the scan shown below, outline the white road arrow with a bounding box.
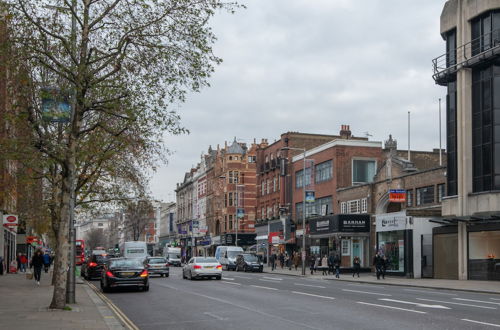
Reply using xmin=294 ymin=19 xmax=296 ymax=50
xmin=379 ymin=298 xmax=451 ymax=309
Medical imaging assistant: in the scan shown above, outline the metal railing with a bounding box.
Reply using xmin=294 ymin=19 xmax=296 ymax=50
xmin=432 ymin=28 xmax=500 ymax=82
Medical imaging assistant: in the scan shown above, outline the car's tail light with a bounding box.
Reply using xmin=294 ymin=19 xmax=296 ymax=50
xmin=106 ymin=271 xmax=114 ymax=278
xmin=193 ymin=265 xmax=202 ymax=269
xmin=165 ymin=263 xmax=169 ymax=267
xmin=89 ymin=262 xmax=97 ymax=267
xmin=140 ymin=270 xmax=148 ymax=277
xmin=216 ymin=265 xmax=222 ymax=270
xmin=146 ymin=264 xmax=150 ymax=268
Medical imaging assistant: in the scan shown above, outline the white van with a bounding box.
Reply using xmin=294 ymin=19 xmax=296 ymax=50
xmin=122 ymin=241 xmax=148 ymax=260
xmin=215 ymin=246 xmax=244 ymax=271
xmin=163 ymin=247 xmax=182 ymax=266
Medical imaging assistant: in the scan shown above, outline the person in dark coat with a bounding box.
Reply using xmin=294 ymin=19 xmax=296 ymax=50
xmin=333 ymin=254 xmax=341 ymax=278
xmin=327 ymin=254 xmax=334 ymax=275
xmin=31 ymin=250 xmax=44 ymax=285
xmin=279 ymin=253 xmax=285 ymax=269
xmin=270 ymin=252 xmax=277 ymax=271
xmin=373 ymin=253 xmax=384 ymax=280
xmin=0 ymin=255 xmax=4 ymax=275
xmin=309 ymin=255 xmax=316 ymax=275
xmin=381 ymin=255 xmax=388 ymax=279
xmin=353 ymin=256 xmax=361 ymax=278
xmin=43 ymin=252 xmax=51 ymax=273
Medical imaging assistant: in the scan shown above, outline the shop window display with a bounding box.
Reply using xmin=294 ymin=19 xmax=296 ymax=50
xmin=377 ymin=231 xmax=405 ymax=272
xmin=469 ymin=230 xmax=500 ymax=281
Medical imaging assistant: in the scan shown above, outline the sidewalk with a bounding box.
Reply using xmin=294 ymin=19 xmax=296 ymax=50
xmin=0 ymin=271 xmax=125 ymax=330
xmin=262 ymin=266 xmax=500 ymax=295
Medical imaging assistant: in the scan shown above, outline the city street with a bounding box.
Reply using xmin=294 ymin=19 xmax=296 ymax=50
xmin=102 ymin=268 xmax=500 ymax=330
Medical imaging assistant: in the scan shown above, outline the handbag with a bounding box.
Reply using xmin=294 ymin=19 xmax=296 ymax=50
xmin=26 ymin=271 xmax=33 ymax=280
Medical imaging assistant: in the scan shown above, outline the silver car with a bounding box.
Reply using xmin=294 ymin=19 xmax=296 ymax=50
xmin=182 ymin=257 xmax=222 ymax=280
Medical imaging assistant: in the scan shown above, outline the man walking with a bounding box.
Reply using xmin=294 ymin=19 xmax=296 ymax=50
xmin=333 ymin=254 xmax=341 ymax=278
xmin=19 ymin=254 xmax=28 ymax=273
xmin=270 ymin=252 xmax=277 ymax=271
xmin=373 ymin=252 xmax=384 ymax=280
xmin=43 ymin=252 xmax=51 ymax=273
xmin=31 ymin=250 xmax=44 ymax=285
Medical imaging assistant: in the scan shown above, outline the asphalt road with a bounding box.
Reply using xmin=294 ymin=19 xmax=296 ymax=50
xmin=101 ymin=267 xmax=500 ymax=330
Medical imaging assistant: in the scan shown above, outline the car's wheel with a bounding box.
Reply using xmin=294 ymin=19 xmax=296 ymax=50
xmin=101 ymin=281 xmax=109 ymax=293
xmin=189 ymin=271 xmax=194 ymax=280
xmin=165 ymin=273 xmax=169 ymax=277
xmin=217 ymin=276 xmax=222 ymax=280
xmin=236 ymin=265 xmax=239 ymax=272
xmin=182 ymin=272 xmax=186 ymax=279
xmin=143 ymin=285 xmax=149 ymax=292
xmin=244 ymin=266 xmax=249 ymax=272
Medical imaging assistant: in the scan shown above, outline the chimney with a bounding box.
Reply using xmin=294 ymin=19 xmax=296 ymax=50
xmin=340 ymin=125 xmax=352 ymax=139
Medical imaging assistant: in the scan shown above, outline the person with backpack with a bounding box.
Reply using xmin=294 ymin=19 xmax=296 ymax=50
xmin=43 ymin=252 xmax=51 ymax=273
xmin=31 ymin=250 xmax=44 ymax=285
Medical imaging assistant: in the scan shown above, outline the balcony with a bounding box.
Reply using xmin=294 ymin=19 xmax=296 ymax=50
xmin=432 ymin=28 xmax=500 ymax=85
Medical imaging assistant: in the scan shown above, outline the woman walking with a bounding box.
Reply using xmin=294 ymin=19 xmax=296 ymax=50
xmin=31 ymin=250 xmax=44 ymax=285
xmin=353 ymin=256 xmax=361 ymax=278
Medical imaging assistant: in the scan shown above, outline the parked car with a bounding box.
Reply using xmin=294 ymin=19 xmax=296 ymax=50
xmin=182 ymin=257 xmax=222 ymax=280
xmin=235 ymin=253 xmax=263 ymax=272
xmin=81 ymin=252 xmax=109 ymax=280
xmin=145 ymin=257 xmax=169 ymax=277
xmin=100 ymin=258 xmax=149 ymax=292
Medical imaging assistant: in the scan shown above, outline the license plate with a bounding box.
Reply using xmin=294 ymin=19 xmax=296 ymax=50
xmin=204 ymin=266 xmax=213 ymax=269
xmin=122 ymin=272 xmax=134 ymax=276
xmin=153 ymin=265 xmax=162 ymax=268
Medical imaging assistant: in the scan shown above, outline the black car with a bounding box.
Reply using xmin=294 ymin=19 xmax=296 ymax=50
xmin=82 ymin=253 xmax=109 ymax=280
xmin=145 ymin=257 xmax=169 ymax=277
xmin=101 ymin=258 xmax=149 ymax=292
xmin=235 ymin=254 xmax=263 ymax=272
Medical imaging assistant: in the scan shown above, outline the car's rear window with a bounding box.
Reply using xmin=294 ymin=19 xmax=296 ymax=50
xmin=110 ymin=259 xmax=143 ymax=268
xmin=195 ymin=257 xmax=218 ymax=263
xmin=94 ymin=255 xmax=108 ymax=263
xmin=148 ymin=258 xmax=166 ymax=264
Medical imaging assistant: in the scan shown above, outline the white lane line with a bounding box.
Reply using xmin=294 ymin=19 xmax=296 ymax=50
xmin=259 ymin=279 xmax=283 ymax=283
xmin=357 ymin=302 xmax=427 ymax=314
xmin=294 ymin=283 xmax=326 ymax=289
xmin=251 ymin=285 xmax=278 ymax=291
xmin=292 ymin=291 xmax=335 ymax=300
xmin=263 ymin=276 xmax=283 ymax=281
xmin=347 ymin=283 xmax=386 ymax=289
xmin=204 ymin=312 xmax=225 ymax=320
xmin=416 ymin=298 xmax=496 ymax=310
xmin=232 ymin=275 xmax=251 ymax=279
xmin=223 ymin=277 xmax=234 ymax=281
xmin=454 ymin=298 xmax=500 ymax=305
xmin=342 ymin=289 xmax=392 ymax=296
xmin=462 ymin=319 xmax=500 ymax=328
xmin=492 ymin=298 xmax=500 ymax=301
xmin=404 ymin=289 xmax=457 ymax=296
xmin=379 ymin=298 xmax=450 ymax=309
xmin=221 ymin=281 xmax=241 ymax=286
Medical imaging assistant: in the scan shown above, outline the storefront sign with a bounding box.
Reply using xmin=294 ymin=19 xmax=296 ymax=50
xmin=2 ymin=214 xmax=18 ymax=227
xmin=305 ymin=191 xmax=315 ymax=203
xmin=376 ymin=212 xmax=408 ymax=232
xmin=338 ymin=214 xmax=370 ymax=232
xmin=212 ymin=236 xmax=221 ymax=245
xmin=389 ymin=189 xmax=406 ymax=203
xmin=309 ymin=216 xmax=336 ymax=234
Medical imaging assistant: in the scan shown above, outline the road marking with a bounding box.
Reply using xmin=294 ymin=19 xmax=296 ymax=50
xmin=259 ymin=279 xmax=284 ymax=283
xmin=204 ymin=312 xmax=225 ymax=321
xmin=492 ymin=298 xmax=500 ymax=301
xmin=342 ymin=289 xmax=392 ymax=296
xmin=251 ymin=285 xmax=278 ymax=291
xmin=294 ymin=283 xmax=326 ymax=289
xmin=462 ymin=319 xmax=500 ymax=328
xmin=263 ymin=276 xmax=283 ymax=281
xmin=223 ymin=277 xmax=234 ymax=281
xmin=292 ymin=291 xmax=335 ymax=300
xmin=454 ymin=298 xmax=500 ymax=305
xmin=232 ymin=275 xmax=251 ymax=279
xmin=404 ymin=289 xmax=457 ymax=296
xmin=347 ymin=283 xmax=385 ymax=288
xmin=221 ymin=281 xmax=241 ymax=286
xmin=379 ymin=298 xmax=450 ymax=309
xmin=357 ymin=302 xmax=427 ymax=314
xmin=416 ymin=298 xmax=496 ymax=310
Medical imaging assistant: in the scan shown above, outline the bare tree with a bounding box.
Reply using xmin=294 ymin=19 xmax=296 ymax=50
xmin=5 ymin=0 xmax=241 ymax=309
xmin=85 ymin=228 xmax=107 ymax=250
xmin=124 ymin=200 xmax=154 ymax=241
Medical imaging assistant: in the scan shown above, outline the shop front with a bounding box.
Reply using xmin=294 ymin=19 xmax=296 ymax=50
xmin=195 ymin=236 xmax=211 ymax=257
xmin=255 ymin=223 xmax=269 ymax=264
xmin=1 ymin=213 xmax=18 ymax=273
xmin=309 ymin=214 xmax=370 ymax=269
xmin=221 ymin=233 xmax=256 ymax=249
xmin=376 ymin=212 xmax=411 ymax=276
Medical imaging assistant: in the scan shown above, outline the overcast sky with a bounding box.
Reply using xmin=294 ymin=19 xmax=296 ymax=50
xmin=150 ymin=0 xmax=448 ymax=202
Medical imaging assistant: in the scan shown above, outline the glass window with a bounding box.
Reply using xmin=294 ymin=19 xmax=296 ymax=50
xmin=468 ymin=231 xmax=500 ymax=281
xmin=378 ymin=231 xmax=405 ymax=272
xmin=341 ymin=240 xmax=350 ymax=256
xmin=352 ymin=160 xmax=376 ymax=184
xmin=437 ymin=184 xmax=445 ymax=202
xmin=296 ymin=168 xmax=312 ymax=188
xmin=347 ymin=200 xmax=360 ymax=214
xmin=361 ymin=198 xmax=368 ymax=213
xmin=406 ymin=190 xmax=413 ymax=207
xmin=341 ymin=202 xmax=347 ymax=214
xmin=416 ymin=186 xmax=435 ymax=206
xmin=315 ymin=160 xmax=333 ymax=183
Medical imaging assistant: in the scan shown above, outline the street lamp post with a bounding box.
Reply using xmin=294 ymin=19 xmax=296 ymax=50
xmin=235 ymin=184 xmax=245 ymax=247
xmin=281 ymin=147 xmax=307 ymax=276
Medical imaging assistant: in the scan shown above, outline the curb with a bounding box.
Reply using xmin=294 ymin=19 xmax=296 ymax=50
xmin=262 ymin=270 xmax=500 ymax=295
xmin=85 ymin=280 xmax=140 ymax=330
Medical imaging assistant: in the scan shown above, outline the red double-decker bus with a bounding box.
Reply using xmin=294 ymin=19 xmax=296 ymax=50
xmin=76 ymin=240 xmax=85 ymax=265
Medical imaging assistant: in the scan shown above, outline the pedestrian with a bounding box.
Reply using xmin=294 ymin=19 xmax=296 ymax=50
xmin=43 ymin=252 xmax=51 ymax=273
xmin=19 ymin=254 xmax=28 ymax=273
xmin=270 ymin=252 xmax=277 ymax=271
xmin=314 ymin=255 xmax=320 ymax=274
xmin=321 ymin=255 xmax=329 ymax=275
xmin=333 ymin=254 xmax=341 ymax=278
xmin=309 ymin=255 xmax=316 ymax=275
xmin=381 ymin=255 xmax=388 ymax=279
xmin=17 ymin=253 xmax=22 ymax=272
xmin=31 ymin=250 xmax=44 ymax=285
xmin=373 ymin=252 xmax=383 ymax=280
xmin=0 ymin=255 xmax=3 ymax=275
xmin=293 ymin=252 xmax=301 ymax=271
xmin=279 ymin=253 xmax=285 ymax=269
xmin=353 ymin=256 xmax=361 ymax=278
xmin=285 ymin=252 xmax=291 ymax=270
xmin=328 ymin=254 xmax=334 ymax=275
